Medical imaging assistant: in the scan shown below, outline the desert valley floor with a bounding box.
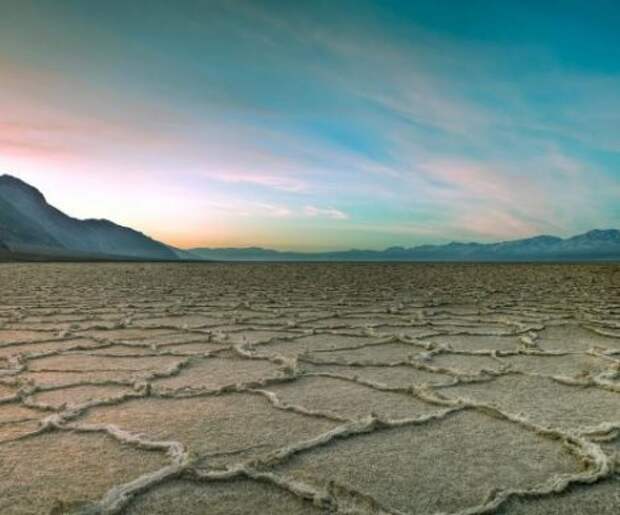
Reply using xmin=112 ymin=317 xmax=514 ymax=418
xmin=0 ymin=263 xmax=619 ymax=515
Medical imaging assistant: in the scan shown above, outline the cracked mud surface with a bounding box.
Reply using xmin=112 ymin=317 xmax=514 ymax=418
xmin=0 ymin=263 xmax=618 ymax=514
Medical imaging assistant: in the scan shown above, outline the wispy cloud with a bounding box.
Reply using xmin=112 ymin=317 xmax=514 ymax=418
xmin=303 ymin=205 xmax=349 ymax=220
xmin=206 ymin=171 xmax=307 ymax=193
xmin=255 ymin=202 xmax=293 ymax=218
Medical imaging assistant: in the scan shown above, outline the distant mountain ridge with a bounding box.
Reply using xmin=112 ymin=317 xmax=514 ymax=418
xmin=191 ymin=229 xmax=620 ymax=262
xmin=0 ymin=174 xmax=177 ymax=260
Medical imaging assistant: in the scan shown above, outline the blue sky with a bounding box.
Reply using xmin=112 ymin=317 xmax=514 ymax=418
xmin=1 ymin=0 xmax=619 ymax=249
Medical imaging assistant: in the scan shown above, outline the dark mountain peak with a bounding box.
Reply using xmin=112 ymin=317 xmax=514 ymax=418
xmin=447 ymin=241 xmax=479 ymax=247
xmin=507 ymin=234 xmax=563 ymax=247
xmin=574 ymin=229 xmax=620 ymax=241
xmin=0 ymin=174 xmax=47 ymax=203
xmin=0 ymin=173 xmax=29 ymax=186
xmin=526 ymin=234 xmax=563 ymax=243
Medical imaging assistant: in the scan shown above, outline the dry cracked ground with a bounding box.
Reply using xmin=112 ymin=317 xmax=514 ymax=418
xmin=0 ymin=263 xmax=619 ymax=515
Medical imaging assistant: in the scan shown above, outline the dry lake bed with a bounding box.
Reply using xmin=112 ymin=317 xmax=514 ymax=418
xmin=0 ymin=262 xmax=618 ymax=515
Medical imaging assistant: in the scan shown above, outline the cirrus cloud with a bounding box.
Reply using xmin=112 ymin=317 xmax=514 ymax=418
xmin=303 ymin=205 xmax=349 ymax=220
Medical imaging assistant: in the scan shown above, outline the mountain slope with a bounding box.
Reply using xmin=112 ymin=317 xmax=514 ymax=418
xmin=190 ymin=230 xmax=620 ymax=262
xmin=0 ymin=174 xmax=177 ymax=260
xmin=167 ymin=246 xmax=202 ymax=260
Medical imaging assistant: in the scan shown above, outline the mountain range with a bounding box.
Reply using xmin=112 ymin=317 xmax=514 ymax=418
xmin=190 ymin=230 xmax=620 ymax=262
xmin=1 ymin=174 xmax=619 ymax=262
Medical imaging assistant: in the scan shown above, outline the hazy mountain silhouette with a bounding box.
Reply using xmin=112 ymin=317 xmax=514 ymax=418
xmin=0 ymin=174 xmax=177 ymax=260
xmin=190 ymin=230 xmax=620 ymax=262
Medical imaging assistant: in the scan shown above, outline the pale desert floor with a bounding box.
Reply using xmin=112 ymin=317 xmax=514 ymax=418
xmin=0 ymin=263 xmax=619 ymax=515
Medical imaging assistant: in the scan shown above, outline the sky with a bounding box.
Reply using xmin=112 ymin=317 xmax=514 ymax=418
xmin=1 ymin=0 xmax=619 ymax=251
